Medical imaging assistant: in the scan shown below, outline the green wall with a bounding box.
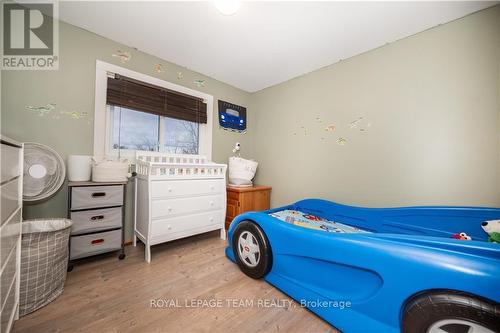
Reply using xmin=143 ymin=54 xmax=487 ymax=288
xmin=250 ymin=6 xmax=500 ymax=208
xmin=2 ymin=7 xmax=500 ymax=244
xmin=1 ymin=20 xmax=252 ymax=242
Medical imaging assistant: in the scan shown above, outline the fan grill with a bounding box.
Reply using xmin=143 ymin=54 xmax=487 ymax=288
xmin=23 ymin=142 xmax=66 ymax=202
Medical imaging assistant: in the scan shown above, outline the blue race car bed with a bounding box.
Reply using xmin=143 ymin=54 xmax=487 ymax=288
xmin=225 ymin=199 xmax=500 ymax=333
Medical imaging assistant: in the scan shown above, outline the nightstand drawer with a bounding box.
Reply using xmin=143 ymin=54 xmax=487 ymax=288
xmin=227 ymin=191 xmax=239 ymax=201
xmin=70 ymin=229 xmax=122 ymax=260
xmin=70 ymin=207 xmax=122 ymax=235
xmin=71 ymin=185 xmax=123 ymax=210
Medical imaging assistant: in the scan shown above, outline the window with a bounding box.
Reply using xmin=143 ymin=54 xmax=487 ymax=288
xmin=109 ymin=105 xmax=199 ymax=154
xmin=94 ymin=62 xmax=213 ymax=160
xmin=163 ymin=117 xmax=199 ymax=154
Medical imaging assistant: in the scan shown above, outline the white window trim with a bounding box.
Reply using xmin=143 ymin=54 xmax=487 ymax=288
xmin=94 ymin=60 xmax=213 ymax=160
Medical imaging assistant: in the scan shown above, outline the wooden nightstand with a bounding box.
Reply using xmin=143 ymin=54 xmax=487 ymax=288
xmin=226 ymin=185 xmax=272 ymax=229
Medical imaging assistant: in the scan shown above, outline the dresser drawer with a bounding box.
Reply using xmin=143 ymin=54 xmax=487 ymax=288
xmin=151 ymin=194 xmax=223 ymax=219
xmin=151 ymin=179 xmax=223 ymax=199
xmin=151 ymin=210 xmax=223 ymax=240
xmin=0 ymin=276 xmax=16 ymax=333
xmin=1 ymin=178 xmax=20 ymax=225
xmin=1 ymin=245 xmax=17 ymax=310
xmin=1 ymin=143 xmax=21 ymax=183
xmin=71 ymin=185 xmax=123 ymax=210
xmin=70 ymin=229 xmax=121 ymax=260
xmin=70 ymin=207 xmax=122 ymax=235
xmin=0 ymin=210 xmax=21 ymax=265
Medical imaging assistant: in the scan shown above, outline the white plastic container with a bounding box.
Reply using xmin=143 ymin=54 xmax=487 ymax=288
xmin=92 ymin=158 xmax=130 ymax=182
xmin=67 ymin=155 xmax=92 ymax=181
xmin=228 ymin=157 xmax=258 ymax=187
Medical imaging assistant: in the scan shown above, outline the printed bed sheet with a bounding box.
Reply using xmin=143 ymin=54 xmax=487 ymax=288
xmin=269 ymin=209 xmax=371 ymax=233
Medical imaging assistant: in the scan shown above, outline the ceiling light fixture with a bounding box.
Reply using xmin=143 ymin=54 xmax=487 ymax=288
xmin=214 ymin=0 xmax=241 ymax=16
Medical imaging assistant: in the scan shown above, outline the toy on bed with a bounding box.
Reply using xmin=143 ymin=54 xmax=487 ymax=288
xmin=269 ymin=209 xmax=370 ymax=233
xmin=481 ymin=220 xmax=500 ymax=243
xmin=452 ymin=232 xmax=471 ymax=240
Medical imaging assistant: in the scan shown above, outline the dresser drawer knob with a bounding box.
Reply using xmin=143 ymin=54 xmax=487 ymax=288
xmin=168 ymin=207 xmax=172 ymax=212
xmin=91 ymin=192 xmax=106 ymax=198
xmin=168 ymin=188 xmax=173 ymax=193
xmin=209 ymin=201 xmax=214 ymax=206
xmin=210 ymin=185 xmax=215 ymax=190
xmin=90 ymin=215 xmax=104 ymax=221
xmin=209 ymin=217 xmax=214 ymax=222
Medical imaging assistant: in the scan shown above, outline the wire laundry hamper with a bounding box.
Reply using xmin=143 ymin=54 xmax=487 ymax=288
xmin=19 ymin=218 xmax=72 ymax=316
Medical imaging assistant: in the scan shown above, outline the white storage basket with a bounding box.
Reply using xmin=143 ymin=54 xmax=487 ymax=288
xmin=228 ymin=157 xmax=258 ymax=186
xmin=92 ymin=158 xmax=130 ymax=182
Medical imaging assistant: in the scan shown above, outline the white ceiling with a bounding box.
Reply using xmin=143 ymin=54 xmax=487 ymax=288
xmin=58 ymin=1 xmax=496 ymax=92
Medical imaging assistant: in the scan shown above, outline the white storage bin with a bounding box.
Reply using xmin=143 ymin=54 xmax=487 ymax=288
xmin=67 ymin=155 xmax=92 ymax=181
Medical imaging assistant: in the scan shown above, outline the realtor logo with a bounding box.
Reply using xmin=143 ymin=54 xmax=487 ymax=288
xmin=1 ymin=2 xmax=59 ymax=70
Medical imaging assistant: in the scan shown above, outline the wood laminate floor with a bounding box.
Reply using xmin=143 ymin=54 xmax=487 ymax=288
xmin=13 ymin=231 xmax=338 ymax=333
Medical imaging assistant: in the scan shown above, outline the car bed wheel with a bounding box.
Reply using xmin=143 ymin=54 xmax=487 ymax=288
xmin=232 ymin=220 xmax=272 ymax=279
xmin=402 ymin=292 xmax=500 ymax=333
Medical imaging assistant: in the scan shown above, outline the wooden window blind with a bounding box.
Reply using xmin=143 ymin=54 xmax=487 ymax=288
xmin=106 ymin=74 xmax=207 ymax=123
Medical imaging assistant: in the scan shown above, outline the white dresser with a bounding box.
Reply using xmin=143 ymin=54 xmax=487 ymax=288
xmin=134 ymin=152 xmax=227 ymax=262
xmin=0 ymin=136 xmax=23 ymax=333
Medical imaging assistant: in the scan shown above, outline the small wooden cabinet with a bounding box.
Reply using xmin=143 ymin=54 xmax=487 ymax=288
xmin=226 ymin=185 xmax=272 ymax=229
